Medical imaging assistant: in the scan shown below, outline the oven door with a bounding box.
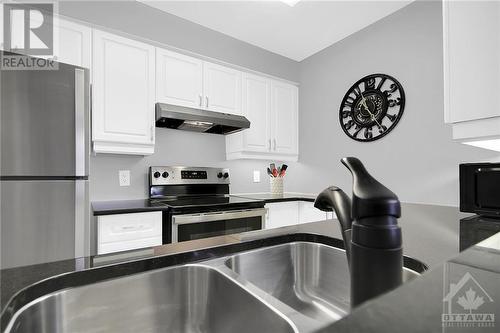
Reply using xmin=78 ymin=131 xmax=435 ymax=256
xmin=171 ymin=208 xmax=266 ymax=243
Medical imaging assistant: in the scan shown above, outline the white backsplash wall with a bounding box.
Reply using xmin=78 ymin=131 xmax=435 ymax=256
xmin=289 ymin=0 xmax=500 ymax=206
xmin=89 ymin=129 xmax=294 ymax=201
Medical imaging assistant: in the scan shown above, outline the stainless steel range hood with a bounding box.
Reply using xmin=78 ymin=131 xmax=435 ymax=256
xmin=155 ymin=103 xmax=250 ymax=135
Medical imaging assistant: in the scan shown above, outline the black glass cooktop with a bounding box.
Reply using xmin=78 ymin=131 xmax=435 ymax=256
xmin=150 ymin=195 xmax=264 ymax=209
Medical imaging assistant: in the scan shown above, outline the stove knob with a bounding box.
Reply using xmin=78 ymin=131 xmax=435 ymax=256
xmin=162 ymin=172 xmax=169 ymax=178
xmin=217 ymin=172 xmax=223 ymax=179
xmin=223 ymin=172 xmax=229 ymax=179
xmin=153 ymin=171 xmax=161 ymax=178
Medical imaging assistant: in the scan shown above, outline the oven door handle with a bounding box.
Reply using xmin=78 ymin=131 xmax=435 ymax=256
xmin=172 ymin=208 xmax=266 ymax=225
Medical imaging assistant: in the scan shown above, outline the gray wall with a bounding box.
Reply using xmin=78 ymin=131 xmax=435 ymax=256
xmin=58 ymin=1 xmax=299 ymax=201
xmin=73 ymin=0 xmax=500 ymax=205
xmin=59 ymin=1 xmax=298 ymax=82
xmin=291 ymin=0 xmax=500 ymax=206
xmin=90 ymin=130 xmax=281 ymax=200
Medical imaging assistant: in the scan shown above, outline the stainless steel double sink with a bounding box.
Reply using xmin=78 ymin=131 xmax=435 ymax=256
xmin=4 ymin=242 xmax=422 ymax=333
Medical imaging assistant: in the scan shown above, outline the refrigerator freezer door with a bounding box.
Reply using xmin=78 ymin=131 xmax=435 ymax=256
xmin=0 ymin=180 xmax=89 ymax=269
xmin=1 ymin=61 xmax=89 ymax=177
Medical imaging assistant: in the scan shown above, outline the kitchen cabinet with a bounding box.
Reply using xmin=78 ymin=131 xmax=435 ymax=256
xmin=298 ymin=201 xmax=331 ymax=224
xmin=226 ymin=73 xmax=271 ymax=154
xmin=97 ymin=211 xmax=162 ymax=255
xmin=443 ymin=1 xmax=500 ymax=148
xmin=265 ymin=202 xmax=299 ymax=229
xmin=265 ymin=200 xmax=331 ymax=229
xmin=156 ymin=48 xmax=203 ymax=108
xmin=1 ymin=13 xmax=91 ymax=68
xmin=271 ymin=81 xmax=299 ymax=155
xmin=92 ymin=30 xmax=156 ymax=155
xmin=156 ymin=49 xmax=241 ymax=114
xmin=226 ymin=77 xmax=299 ymax=161
xmin=55 ymin=18 xmax=91 ymax=68
xmin=203 ymin=62 xmax=242 ymax=115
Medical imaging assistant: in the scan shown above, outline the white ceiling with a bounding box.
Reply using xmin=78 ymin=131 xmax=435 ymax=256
xmin=139 ymin=0 xmax=413 ymax=61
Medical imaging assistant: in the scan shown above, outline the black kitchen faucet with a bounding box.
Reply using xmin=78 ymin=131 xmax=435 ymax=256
xmin=314 ymin=157 xmax=403 ymax=307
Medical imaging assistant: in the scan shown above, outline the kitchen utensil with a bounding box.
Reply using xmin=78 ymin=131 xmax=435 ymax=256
xmin=267 ymin=167 xmax=274 ymax=177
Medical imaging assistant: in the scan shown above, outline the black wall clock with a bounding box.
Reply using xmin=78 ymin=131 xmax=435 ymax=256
xmin=339 ymin=74 xmax=405 ymax=142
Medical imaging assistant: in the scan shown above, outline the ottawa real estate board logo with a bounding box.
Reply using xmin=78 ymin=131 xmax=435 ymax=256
xmin=1 ymin=2 xmax=57 ymax=70
xmin=442 ymin=272 xmax=495 ymax=329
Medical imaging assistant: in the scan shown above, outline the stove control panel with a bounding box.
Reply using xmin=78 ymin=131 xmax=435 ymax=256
xmin=150 ymin=166 xmax=230 ymax=185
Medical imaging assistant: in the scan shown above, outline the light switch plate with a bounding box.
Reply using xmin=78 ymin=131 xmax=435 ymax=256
xmin=253 ymin=170 xmax=261 ymax=183
xmin=119 ymin=170 xmax=130 ymax=187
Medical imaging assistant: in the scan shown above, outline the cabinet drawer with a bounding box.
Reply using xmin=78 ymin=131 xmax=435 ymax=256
xmin=97 ymin=212 xmax=162 ymax=254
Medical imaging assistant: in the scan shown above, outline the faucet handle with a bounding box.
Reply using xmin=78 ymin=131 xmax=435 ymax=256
xmin=341 ymin=157 xmax=400 ymax=222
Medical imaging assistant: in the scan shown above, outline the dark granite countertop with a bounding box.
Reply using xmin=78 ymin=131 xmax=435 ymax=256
xmin=320 ymin=233 xmax=500 ymax=332
xmin=2 ymin=203 xmax=500 ymax=332
xmin=232 ymin=192 xmax=317 ymax=203
xmin=92 ymin=199 xmax=168 ymax=216
xmin=91 ymin=192 xmax=317 ymax=215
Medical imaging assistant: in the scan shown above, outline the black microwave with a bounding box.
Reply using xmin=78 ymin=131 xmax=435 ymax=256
xmin=460 ymin=163 xmax=500 ymax=217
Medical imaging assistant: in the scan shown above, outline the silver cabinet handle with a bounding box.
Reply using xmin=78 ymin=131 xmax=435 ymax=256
xmin=199 ymin=95 xmax=202 ymax=107
xmin=150 ymin=125 xmax=154 ymax=142
xmin=273 ymin=138 xmax=277 ymax=150
xmin=206 ymin=96 xmax=209 ymax=108
xmin=268 ymin=139 xmax=271 ymax=150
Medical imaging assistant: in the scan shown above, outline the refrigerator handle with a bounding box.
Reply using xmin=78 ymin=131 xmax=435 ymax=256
xmin=74 ymin=68 xmax=86 ymax=176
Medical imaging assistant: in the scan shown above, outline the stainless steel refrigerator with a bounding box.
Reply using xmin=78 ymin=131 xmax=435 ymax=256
xmin=1 ymin=52 xmax=90 ymax=269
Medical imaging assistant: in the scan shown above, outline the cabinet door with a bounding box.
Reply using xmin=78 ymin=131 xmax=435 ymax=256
xmin=444 ymin=1 xmax=500 ymax=123
xmin=265 ymin=202 xmax=299 ymax=229
xmin=271 ymin=81 xmax=298 ymax=155
xmin=56 ymin=19 xmax=91 ymax=68
xmin=299 ymin=201 xmax=328 ymax=224
xmin=92 ymin=30 xmax=155 ymax=153
xmin=203 ymin=62 xmax=242 ymax=115
xmin=156 ymin=48 xmax=203 ymax=108
xmin=0 ymin=13 xmax=90 ymax=68
xmin=241 ymin=73 xmax=271 ymax=152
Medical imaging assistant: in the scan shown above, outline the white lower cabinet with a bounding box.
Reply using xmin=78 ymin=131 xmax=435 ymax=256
xmin=92 ymin=30 xmax=156 ymax=155
xmin=97 ymin=211 xmax=162 ymax=255
xmin=265 ymin=202 xmax=299 ymax=229
xmin=265 ymin=201 xmax=331 ymax=230
xmin=298 ymin=201 xmax=331 ymax=224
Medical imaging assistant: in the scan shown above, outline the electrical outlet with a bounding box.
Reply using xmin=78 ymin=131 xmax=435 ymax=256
xmin=119 ymin=170 xmax=130 ymax=187
xmin=253 ymin=170 xmax=261 ymax=183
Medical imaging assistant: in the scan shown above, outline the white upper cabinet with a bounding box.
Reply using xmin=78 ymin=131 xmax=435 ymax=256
xmin=226 ymin=76 xmax=298 ymax=161
xmin=55 ymin=19 xmax=91 ymax=68
xmin=239 ymin=73 xmax=271 ymax=152
xmin=155 ymin=51 xmax=241 ymax=115
xmin=271 ymin=81 xmax=298 ymax=155
xmin=203 ymin=62 xmax=242 ymax=115
xmin=156 ymin=48 xmax=203 ymax=108
xmin=92 ymin=30 xmax=155 ymax=155
xmin=1 ymin=13 xmax=91 ymax=68
xmin=443 ymin=1 xmax=500 ymax=147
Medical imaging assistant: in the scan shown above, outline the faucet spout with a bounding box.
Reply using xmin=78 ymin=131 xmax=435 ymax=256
xmin=314 ymin=186 xmax=353 ymax=265
xmin=314 ymin=157 xmax=403 ymax=308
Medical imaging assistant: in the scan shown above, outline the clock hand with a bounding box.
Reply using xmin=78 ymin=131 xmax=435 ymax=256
xmin=359 ymin=93 xmax=383 ymax=128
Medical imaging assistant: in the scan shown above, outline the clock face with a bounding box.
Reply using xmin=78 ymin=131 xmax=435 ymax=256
xmin=339 ymin=74 xmax=405 ymax=142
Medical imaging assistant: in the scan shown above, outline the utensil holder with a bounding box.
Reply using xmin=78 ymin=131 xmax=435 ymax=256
xmin=270 ymin=177 xmax=284 ymax=196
